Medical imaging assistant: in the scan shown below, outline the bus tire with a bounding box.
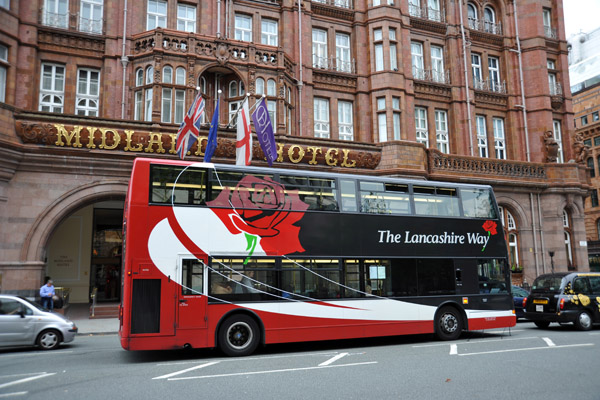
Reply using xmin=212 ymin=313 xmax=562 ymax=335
xmin=435 ymin=306 xmax=463 ymax=341
xmin=574 ymin=311 xmax=593 ymax=331
xmin=218 ymin=314 xmax=260 ymax=357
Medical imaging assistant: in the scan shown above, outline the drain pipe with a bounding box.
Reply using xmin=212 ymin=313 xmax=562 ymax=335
xmin=297 ymin=0 xmax=303 ymax=136
xmin=512 ymin=0 xmax=530 ymax=162
xmin=225 ymin=0 xmax=229 ymax=39
xmin=458 ymin=0 xmax=474 ymax=156
xmin=120 ymin=0 xmax=129 ymax=119
xmin=217 ymin=0 xmax=221 ymax=37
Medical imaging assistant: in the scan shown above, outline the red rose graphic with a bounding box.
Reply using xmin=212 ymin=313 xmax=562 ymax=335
xmin=482 ymin=220 xmax=498 ymax=235
xmin=208 ymin=175 xmax=309 ymax=255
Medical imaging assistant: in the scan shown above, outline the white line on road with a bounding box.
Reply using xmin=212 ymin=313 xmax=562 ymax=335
xmin=458 ymin=343 xmax=593 ymax=356
xmin=0 ymin=351 xmax=73 ymax=359
xmin=319 ymin=352 xmax=348 ymax=366
xmin=0 ymin=392 xmax=28 ymax=398
xmin=153 ymin=362 xmax=220 ymax=380
xmin=542 ymin=337 xmax=556 ymax=347
xmin=156 ymin=351 xmax=347 ymax=366
xmin=167 ymin=361 xmax=378 ymax=381
xmin=449 ymin=344 xmax=457 ymax=355
xmin=414 ymin=336 xmax=539 ymax=348
xmin=0 ymin=373 xmax=56 ymax=390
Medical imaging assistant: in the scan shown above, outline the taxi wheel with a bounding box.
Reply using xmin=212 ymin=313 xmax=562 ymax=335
xmin=218 ymin=315 xmax=260 ymax=357
xmin=37 ymin=329 xmax=61 ymax=350
xmin=574 ymin=311 xmax=593 ymax=331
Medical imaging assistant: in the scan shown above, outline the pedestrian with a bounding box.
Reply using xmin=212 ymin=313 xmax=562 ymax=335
xmin=40 ymin=279 xmax=55 ymax=311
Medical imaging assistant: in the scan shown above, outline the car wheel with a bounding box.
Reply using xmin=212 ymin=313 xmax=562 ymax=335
xmin=534 ymin=321 xmax=550 ymax=329
xmin=36 ymin=329 xmax=61 ymax=350
xmin=435 ymin=306 xmax=463 ymax=341
xmin=574 ymin=311 xmax=593 ymax=331
xmin=218 ymin=315 xmax=260 ymax=357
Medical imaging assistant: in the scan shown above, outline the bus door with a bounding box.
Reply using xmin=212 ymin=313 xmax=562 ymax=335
xmin=453 ymin=259 xmax=479 ymax=295
xmin=177 ymin=256 xmax=207 ymax=330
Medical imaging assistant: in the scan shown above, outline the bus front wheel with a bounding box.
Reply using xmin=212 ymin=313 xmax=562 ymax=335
xmin=435 ymin=307 xmax=463 ymax=341
xmin=218 ymin=315 xmax=260 ymax=357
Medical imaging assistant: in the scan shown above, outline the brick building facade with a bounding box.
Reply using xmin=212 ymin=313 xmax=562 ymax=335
xmin=0 ymin=0 xmax=590 ymax=303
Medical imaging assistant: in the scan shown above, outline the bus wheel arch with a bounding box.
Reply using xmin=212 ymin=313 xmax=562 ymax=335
xmin=216 ymin=310 xmax=264 ymax=356
xmin=434 ymin=303 xmax=466 ymax=341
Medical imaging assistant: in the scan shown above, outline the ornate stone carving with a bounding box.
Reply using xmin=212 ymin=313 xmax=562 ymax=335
xmin=215 ymin=43 xmax=230 ymax=64
xmin=544 ymin=130 xmax=559 ymax=163
xmin=573 ymin=132 xmax=589 ymax=164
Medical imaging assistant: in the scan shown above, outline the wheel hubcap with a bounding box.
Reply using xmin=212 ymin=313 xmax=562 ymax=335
xmin=579 ymin=313 xmax=592 ymax=329
xmin=442 ymin=314 xmax=458 ymax=333
xmin=227 ymin=322 xmax=252 ymax=350
xmin=41 ymin=332 xmax=58 ymax=348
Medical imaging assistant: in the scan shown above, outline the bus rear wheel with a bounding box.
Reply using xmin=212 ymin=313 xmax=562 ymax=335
xmin=218 ymin=315 xmax=260 ymax=357
xmin=435 ymin=307 xmax=463 ymax=341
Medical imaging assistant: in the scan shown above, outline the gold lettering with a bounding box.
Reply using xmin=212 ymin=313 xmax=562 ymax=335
xmin=325 ymin=148 xmax=339 ymax=166
xmin=276 ymin=143 xmax=284 ymax=162
xmin=99 ymin=128 xmax=121 ymax=150
xmin=340 ymin=149 xmax=357 ymax=168
xmin=306 ymin=146 xmax=322 ymax=165
xmin=288 ymin=145 xmax=305 ymax=164
xmin=168 ymin=134 xmax=178 ymax=155
xmin=145 ymin=133 xmax=166 ymax=154
xmin=86 ymin=127 xmax=97 ymax=149
xmin=54 ymin=124 xmax=82 ymax=148
xmin=194 ymin=136 xmax=208 ymax=156
xmin=124 ymin=130 xmax=143 ymax=152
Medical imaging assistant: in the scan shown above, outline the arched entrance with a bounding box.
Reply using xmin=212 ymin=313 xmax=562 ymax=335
xmin=22 ymin=180 xmax=127 ymax=304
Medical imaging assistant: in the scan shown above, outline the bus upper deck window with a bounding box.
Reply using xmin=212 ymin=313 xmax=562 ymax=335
xmin=340 ymin=179 xmax=357 ymax=212
xmin=460 ymin=188 xmax=496 ymax=218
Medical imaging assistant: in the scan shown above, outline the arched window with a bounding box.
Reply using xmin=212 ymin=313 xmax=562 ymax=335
xmin=563 ymin=210 xmax=575 ymax=270
xmin=136 ymin=68 xmax=144 ymax=87
xmin=484 ymin=6 xmax=495 ymax=22
xmin=229 ymin=81 xmax=238 ymax=97
xmin=239 ymin=81 xmax=245 ymax=96
xmin=467 ymin=3 xmax=477 ymax=19
xmin=162 ymin=66 xmax=172 ymax=84
xmin=145 ymin=66 xmax=154 ymax=85
xmin=256 ymin=78 xmax=265 ymax=95
xmin=175 ymin=67 xmax=186 ymax=85
xmin=267 ymin=79 xmax=276 ymax=96
xmin=199 ymin=76 xmax=207 ymax=94
xmin=499 ymin=206 xmax=520 ymax=272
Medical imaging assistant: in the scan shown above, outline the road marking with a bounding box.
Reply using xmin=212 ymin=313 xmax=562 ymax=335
xmin=0 ymin=373 xmax=55 ymax=390
xmin=457 ymin=343 xmax=593 ymax=356
xmin=415 ymin=336 xmax=538 ymax=348
xmin=153 ymin=362 xmax=220 ymax=380
xmin=0 ymin=351 xmax=73 ymax=359
xmin=449 ymin=344 xmax=457 ymax=355
xmin=319 ymin=352 xmax=348 ymax=366
xmin=167 ymin=362 xmax=378 ymax=381
xmin=0 ymin=392 xmax=28 ymax=398
xmin=542 ymin=337 xmax=556 ymax=347
xmin=156 ymin=351 xmax=347 ymax=366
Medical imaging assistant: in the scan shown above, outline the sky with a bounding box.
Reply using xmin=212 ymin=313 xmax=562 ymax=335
xmin=563 ymin=0 xmax=600 ymax=38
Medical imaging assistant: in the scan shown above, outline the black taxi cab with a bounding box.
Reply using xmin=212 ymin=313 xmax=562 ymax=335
xmin=524 ymin=272 xmax=600 ymax=330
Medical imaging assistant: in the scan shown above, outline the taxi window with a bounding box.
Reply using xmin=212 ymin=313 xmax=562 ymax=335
xmin=589 ymin=276 xmax=600 ymax=294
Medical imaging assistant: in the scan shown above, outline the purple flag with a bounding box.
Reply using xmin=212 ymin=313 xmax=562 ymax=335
xmin=251 ymin=98 xmax=277 ymax=167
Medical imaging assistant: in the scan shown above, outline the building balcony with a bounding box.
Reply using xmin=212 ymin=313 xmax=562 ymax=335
xmin=409 ymin=4 xmax=445 ymax=23
xmin=468 ymin=17 xmax=502 ymax=36
xmin=40 ymin=10 xmax=105 ymax=35
xmin=412 ymin=67 xmax=450 ymax=85
xmin=313 ymin=0 xmax=353 ymax=10
xmin=474 ymin=78 xmax=506 ymax=94
xmin=549 ymin=82 xmax=563 ymax=96
xmin=312 ymin=55 xmax=356 ymax=74
xmin=544 ymin=26 xmax=558 ymax=40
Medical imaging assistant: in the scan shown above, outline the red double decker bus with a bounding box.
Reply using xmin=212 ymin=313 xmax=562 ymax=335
xmin=119 ymin=158 xmax=515 ymax=356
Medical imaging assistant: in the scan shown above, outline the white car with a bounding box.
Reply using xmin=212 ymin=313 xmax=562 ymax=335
xmin=0 ymin=294 xmax=78 ymax=350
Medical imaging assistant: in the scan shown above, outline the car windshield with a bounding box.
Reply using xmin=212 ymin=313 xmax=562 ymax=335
xmin=17 ymin=296 xmax=47 ymax=311
xmin=531 ymin=276 xmax=565 ymax=293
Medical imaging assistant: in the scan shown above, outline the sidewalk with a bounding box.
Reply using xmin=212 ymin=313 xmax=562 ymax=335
xmin=64 ymin=303 xmax=119 ymax=335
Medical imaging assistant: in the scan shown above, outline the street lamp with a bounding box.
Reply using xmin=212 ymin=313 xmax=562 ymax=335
xmin=549 ymin=251 xmax=555 ymax=274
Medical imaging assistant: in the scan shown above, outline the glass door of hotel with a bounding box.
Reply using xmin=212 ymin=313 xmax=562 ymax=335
xmin=90 ymin=208 xmax=123 ymax=302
